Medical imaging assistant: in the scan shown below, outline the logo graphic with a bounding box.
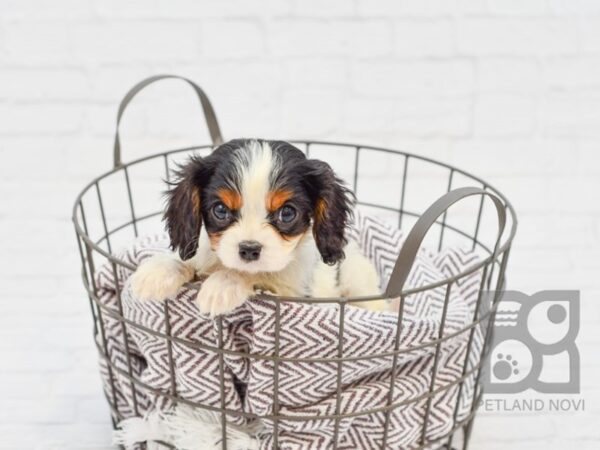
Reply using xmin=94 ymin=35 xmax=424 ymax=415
xmin=482 ymin=290 xmax=580 ymax=394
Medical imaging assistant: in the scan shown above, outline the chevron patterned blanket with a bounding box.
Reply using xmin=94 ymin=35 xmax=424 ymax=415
xmin=95 ymin=212 xmax=484 ymax=449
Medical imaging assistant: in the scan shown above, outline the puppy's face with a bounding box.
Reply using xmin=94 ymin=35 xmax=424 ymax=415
xmin=165 ymin=140 xmax=353 ymax=273
xmin=202 ymin=141 xmax=313 ymax=273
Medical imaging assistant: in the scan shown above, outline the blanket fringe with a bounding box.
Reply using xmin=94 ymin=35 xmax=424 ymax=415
xmin=113 ymin=406 xmax=261 ymax=450
xmin=113 ymin=410 xmax=168 ymax=447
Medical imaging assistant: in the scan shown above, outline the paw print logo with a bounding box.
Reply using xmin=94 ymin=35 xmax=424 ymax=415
xmin=493 ymin=353 xmax=519 ymax=381
xmin=482 ymin=291 xmax=579 ymax=394
xmin=486 ymin=339 xmax=531 ymax=387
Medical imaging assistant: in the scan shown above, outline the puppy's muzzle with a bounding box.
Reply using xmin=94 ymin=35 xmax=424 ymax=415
xmin=239 ymin=240 xmax=262 ymax=262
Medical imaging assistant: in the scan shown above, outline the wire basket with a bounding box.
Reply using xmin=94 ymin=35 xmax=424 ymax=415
xmin=72 ymin=75 xmax=517 ymax=450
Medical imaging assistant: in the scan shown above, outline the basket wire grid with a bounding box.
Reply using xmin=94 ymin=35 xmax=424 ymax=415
xmin=72 ymin=76 xmax=517 ymax=450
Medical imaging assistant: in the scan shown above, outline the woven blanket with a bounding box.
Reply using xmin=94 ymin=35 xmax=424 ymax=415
xmin=94 ymin=212 xmax=484 ymax=449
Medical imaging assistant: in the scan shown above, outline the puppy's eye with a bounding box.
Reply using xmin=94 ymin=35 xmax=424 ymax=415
xmin=278 ymin=205 xmax=297 ymax=223
xmin=212 ymin=202 xmax=231 ymax=221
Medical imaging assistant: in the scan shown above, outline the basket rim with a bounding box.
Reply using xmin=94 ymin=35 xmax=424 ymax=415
xmin=72 ymin=139 xmax=517 ymax=301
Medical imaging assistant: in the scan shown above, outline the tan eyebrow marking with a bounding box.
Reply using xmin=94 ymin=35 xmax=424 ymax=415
xmin=217 ymin=188 xmax=242 ymax=210
xmin=267 ymin=189 xmax=294 ymax=212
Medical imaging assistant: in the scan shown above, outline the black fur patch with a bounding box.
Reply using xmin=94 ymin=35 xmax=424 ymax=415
xmin=163 ymin=153 xmax=220 ymax=259
xmin=297 ymin=159 xmax=354 ymax=264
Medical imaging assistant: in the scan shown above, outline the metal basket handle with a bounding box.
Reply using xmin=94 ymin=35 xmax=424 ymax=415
xmin=113 ymin=74 xmax=224 ymax=169
xmin=385 ymin=187 xmax=507 ymax=297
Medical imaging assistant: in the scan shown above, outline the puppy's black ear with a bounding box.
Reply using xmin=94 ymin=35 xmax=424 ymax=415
xmin=164 ymin=155 xmax=215 ymax=260
xmin=302 ymin=159 xmax=354 ymax=265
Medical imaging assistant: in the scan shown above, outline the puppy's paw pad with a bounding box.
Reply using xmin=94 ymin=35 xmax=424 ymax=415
xmin=196 ymin=271 xmax=253 ymax=317
xmin=130 ymin=255 xmax=194 ymax=301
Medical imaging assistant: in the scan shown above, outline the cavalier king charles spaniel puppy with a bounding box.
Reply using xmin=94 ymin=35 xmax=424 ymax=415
xmin=131 ymin=139 xmax=380 ymax=316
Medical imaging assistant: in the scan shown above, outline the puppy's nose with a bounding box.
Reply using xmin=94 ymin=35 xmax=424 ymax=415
xmin=239 ymin=240 xmax=262 ymax=261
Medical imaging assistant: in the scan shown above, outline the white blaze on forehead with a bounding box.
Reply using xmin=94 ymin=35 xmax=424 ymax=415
xmin=237 ymin=141 xmax=278 ymax=220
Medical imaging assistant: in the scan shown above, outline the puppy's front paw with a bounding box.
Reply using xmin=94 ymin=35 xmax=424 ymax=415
xmin=131 ymin=254 xmax=195 ymax=301
xmin=196 ymin=270 xmax=253 ymax=317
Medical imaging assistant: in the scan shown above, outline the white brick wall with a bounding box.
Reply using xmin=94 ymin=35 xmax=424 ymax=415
xmin=0 ymin=1 xmax=599 ymax=448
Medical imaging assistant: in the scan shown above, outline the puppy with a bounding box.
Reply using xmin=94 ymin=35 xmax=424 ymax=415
xmin=131 ymin=139 xmax=380 ymax=316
